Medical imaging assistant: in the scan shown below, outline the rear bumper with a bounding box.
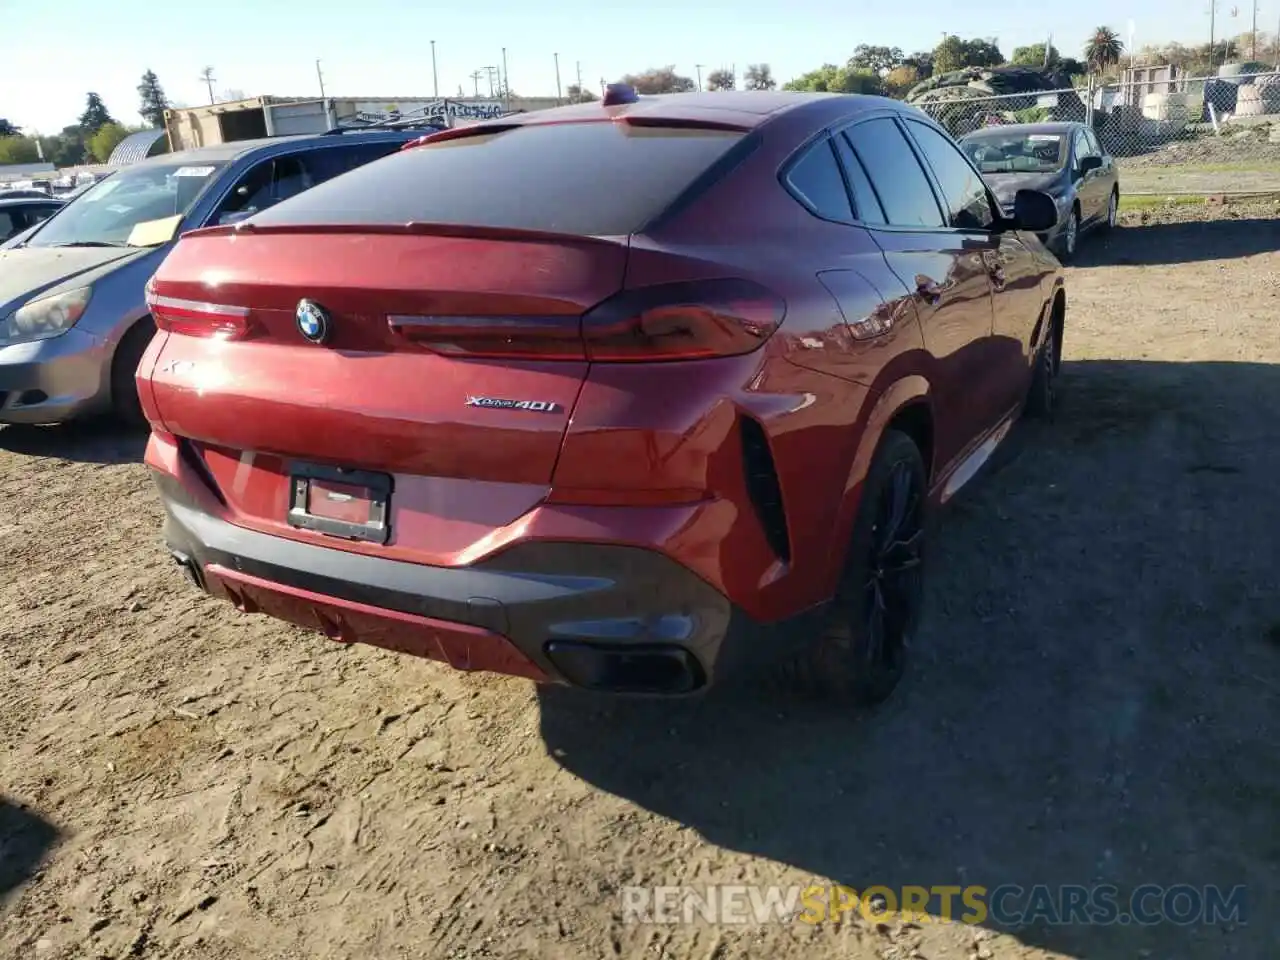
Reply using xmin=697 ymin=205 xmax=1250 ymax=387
xmin=155 ymin=473 xmax=811 ymax=694
xmin=0 ymin=330 xmax=110 ymax=424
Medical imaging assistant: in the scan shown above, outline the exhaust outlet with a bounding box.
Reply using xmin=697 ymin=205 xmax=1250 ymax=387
xmin=168 ymin=549 xmax=205 ymax=591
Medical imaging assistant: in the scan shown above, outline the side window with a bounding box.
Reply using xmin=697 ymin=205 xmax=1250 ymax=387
xmin=844 ymin=118 xmax=944 ymax=229
xmin=904 ymin=120 xmax=996 ymax=231
xmin=215 ymin=155 xmax=314 ymax=224
xmin=33 ymin=204 xmax=60 ymax=224
xmin=833 ymin=133 xmax=886 ymax=225
xmin=0 ymin=211 xmax=16 ymax=241
xmin=1073 ymin=129 xmax=1093 ymax=166
xmin=1083 ymin=128 xmax=1104 ymax=157
xmin=783 ymin=138 xmax=853 ymax=222
xmin=303 ymin=142 xmax=399 ymax=185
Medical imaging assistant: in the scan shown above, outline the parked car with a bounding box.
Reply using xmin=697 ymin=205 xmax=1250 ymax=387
xmin=140 ymin=89 xmax=1065 ymax=704
xmin=0 ymin=129 xmax=422 ymax=426
xmin=958 ymin=121 xmax=1119 ymax=260
xmin=0 ymin=196 xmax=63 ymax=242
xmin=0 ymin=188 xmax=54 ymax=201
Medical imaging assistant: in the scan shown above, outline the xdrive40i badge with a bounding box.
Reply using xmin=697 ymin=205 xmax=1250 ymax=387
xmin=465 ymin=396 xmax=561 ymax=413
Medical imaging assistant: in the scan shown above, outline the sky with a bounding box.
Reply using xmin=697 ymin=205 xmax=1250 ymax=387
xmin=0 ymin=0 xmax=1253 ymax=133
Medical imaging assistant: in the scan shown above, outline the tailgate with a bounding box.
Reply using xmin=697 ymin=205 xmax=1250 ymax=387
xmin=146 ymin=228 xmax=629 ymax=486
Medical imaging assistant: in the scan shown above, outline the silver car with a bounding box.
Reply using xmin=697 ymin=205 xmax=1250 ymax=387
xmin=0 ymin=130 xmax=418 ymax=426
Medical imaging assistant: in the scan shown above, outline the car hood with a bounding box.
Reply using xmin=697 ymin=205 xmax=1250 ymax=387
xmin=983 ymin=171 xmax=1065 ymax=203
xmin=0 ymin=245 xmax=144 ymax=314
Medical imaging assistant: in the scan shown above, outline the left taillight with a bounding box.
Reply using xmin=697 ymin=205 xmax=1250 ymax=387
xmin=146 ymin=279 xmax=253 ymax=340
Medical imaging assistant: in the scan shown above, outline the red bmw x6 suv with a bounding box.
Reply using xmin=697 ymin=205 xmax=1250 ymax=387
xmin=138 ymin=89 xmax=1065 ymax=704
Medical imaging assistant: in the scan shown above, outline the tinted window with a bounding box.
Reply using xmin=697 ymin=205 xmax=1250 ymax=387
xmin=845 ymin=118 xmax=944 ymax=228
xmin=1073 ymin=129 xmax=1094 ymax=162
xmin=784 ymin=139 xmax=853 ymax=222
xmin=0 ymin=211 xmax=16 ymax=241
xmin=833 ymin=133 xmax=885 ymax=224
xmin=250 ymin=123 xmax=746 ymax=236
xmin=905 ymin=120 xmax=995 ymax=231
xmin=304 ymin=141 xmax=402 ymax=183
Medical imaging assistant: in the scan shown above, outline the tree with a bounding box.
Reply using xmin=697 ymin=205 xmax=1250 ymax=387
xmin=0 ymin=136 xmax=39 ymax=164
xmin=933 ymin=36 xmax=1005 ymax=73
xmin=1011 ymin=43 xmax=1059 ymax=68
xmin=565 ymin=83 xmax=597 ymax=103
xmin=1085 ymin=26 xmax=1124 ymax=73
xmin=784 ymin=64 xmax=882 ymax=95
xmin=42 ymin=126 xmax=87 ymax=166
xmin=884 ymin=65 xmax=922 ymax=97
xmin=221 ymin=88 xmax=247 ymax=102
xmin=849 ymin=45 xmax=904 ymax=75
xmin=902 ymin=51 xmax=935 ymax=79
xmin=706 ymin=68 xmax=735 ymax=91
xmin=137 ymin=69 xmax=169 ymax=127
xmin=87 ymin=122 xmax=130 ymax=162
xmin=620 ymin=66 xmax=695 ymax=94
xmin=0 ymin=118 xmax=16 ymax=137
xmin=743 ymin=63 xmax=776 ymax=90
xmin=78 ymin=92 xmax=114 ymax=134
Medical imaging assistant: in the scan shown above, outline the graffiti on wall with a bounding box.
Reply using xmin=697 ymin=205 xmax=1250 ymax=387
xmin=350 ymin=99 xmax=507 ymax=125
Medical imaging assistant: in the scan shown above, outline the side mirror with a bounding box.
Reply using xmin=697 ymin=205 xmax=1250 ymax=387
xmin=1079 ymin=155 xmax=1103 ymax=175
xmin=1011 ymin=189 xmax=1059 ymax=233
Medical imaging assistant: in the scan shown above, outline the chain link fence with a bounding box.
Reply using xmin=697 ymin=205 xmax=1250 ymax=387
xmin=913 ymin=71 xmax=1280 ymax=196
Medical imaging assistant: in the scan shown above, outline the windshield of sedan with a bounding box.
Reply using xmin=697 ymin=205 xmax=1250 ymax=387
xmin=25 ymin=161 xmax=225 ymax=248
xmin=961 ymin=133 xmax=1068 ymax=174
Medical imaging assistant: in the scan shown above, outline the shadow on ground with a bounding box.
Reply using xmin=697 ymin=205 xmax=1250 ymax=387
xmin=539 ymin=360 xmax=1280 ymax=958
xmin=0 ymin=420 xmax=146 ymax=464
xmin=0 ymin=798 xmax=58 ymax=905
xmin=1075 ymin=217 xmax=1279 ymax=267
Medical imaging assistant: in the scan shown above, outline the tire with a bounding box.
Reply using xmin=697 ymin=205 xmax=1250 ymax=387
xmin=1025 ymin=308 xmax=1061 ymax=420
xmin=784 ymin=430 xmax=926 ymax=705
xmin=110 ymin=319 xmax=156 ymax=428
xmin=1056 ymin=206 xmax=1080 ymax=262
xmin=1103 ymin=188 xmax=1119 ymax=231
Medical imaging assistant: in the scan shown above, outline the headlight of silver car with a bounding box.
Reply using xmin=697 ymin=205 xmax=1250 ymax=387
xmin=0 ymin=286 xmax=92 ymax=347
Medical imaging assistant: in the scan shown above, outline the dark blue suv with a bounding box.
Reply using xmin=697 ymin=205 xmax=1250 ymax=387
xmin=0 ymin=129 xmax=420 ymax=426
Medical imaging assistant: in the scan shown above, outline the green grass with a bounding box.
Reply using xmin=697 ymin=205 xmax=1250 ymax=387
xmin=1117 ymin=194 xmax=1212 ymax=211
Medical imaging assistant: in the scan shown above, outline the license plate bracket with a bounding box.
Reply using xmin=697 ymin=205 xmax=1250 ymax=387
xmin=286 ymin=462 xmax=392 ymax=544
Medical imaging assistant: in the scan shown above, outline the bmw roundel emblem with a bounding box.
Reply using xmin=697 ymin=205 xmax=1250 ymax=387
xmin=295 ymin=299 xmax=332 ymax=344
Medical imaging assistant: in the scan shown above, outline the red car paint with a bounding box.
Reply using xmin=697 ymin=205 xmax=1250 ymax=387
xmin=138 ymin=91 xmax=1065 ymax=692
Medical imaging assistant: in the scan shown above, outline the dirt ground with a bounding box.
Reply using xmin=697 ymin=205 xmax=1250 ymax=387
xmin=2 ymin=200 xmax=1278 ymax=960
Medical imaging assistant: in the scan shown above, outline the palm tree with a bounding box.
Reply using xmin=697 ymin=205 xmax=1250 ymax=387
xmin=1085 ymin=26 xmax=1125 ymax=73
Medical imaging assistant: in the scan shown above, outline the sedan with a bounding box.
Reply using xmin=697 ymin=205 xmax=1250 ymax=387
xmin=959 ymin=121 xmax=1120 ymax=260
xmin=0 ymin=197 xmax=63 ymax=243
xmin=140 ymin=89 xmax=1066 ymax=704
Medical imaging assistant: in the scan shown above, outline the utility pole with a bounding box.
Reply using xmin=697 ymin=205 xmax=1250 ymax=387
xmin=199 ymin=66 xmax=216 ymax=104
xmin=554 ymin=52 xmax=562 ymax=103
xmin=484 ymin=66 xmax=496 ymax=97
xmin=1209 ymin=0 xmax=1216 ymax=65
xmin=431 ymin=41 xmax=439 ymax=98
xmin=695 ymin=64 xmax=704 ymax=91
xmin=576 ymin=61 xmax=583 ymax=102
xmin=502 ymin=46 xmax=510 ymax=107
xmin=315 ymin=59 xmax=326 ymax=99
xmin=470 ymin=71 xmax=483 ymax=98
xmin=1249 ymin=0 xmax=1257 ymax=60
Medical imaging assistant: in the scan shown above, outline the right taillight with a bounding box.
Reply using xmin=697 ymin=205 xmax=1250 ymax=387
xmin=581 ymin=278 xmax=785 ymax=362
xmin=386 ymin=279 xmax=785 ymax=362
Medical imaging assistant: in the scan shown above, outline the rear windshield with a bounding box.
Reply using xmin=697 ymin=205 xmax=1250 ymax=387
xmin=247 ymin=121 xmax=745 ymax=236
